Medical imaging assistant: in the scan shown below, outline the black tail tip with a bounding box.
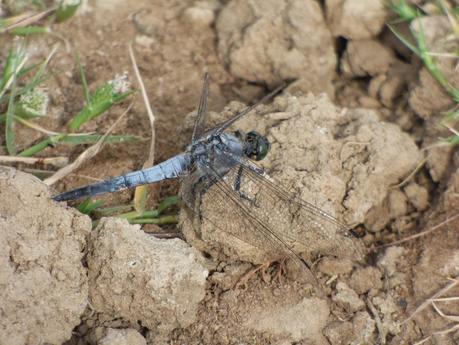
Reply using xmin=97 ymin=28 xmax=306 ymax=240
xmin=52 ymin=195 xmax=64 ymax=202
xmin=52 ymin=193 xmax=70 ymax=202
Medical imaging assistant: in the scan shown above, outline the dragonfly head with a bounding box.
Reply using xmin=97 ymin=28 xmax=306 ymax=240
xmin=242 ymin=130 xmax=270 ymax=161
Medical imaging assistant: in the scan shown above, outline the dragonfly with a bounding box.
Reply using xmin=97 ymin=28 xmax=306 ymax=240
xmin=53 ymin=73 xmax=362 ymax=274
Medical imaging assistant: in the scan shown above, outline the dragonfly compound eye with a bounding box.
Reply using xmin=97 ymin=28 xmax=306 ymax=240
xmin=245 ymin=131 xmax=270 ymax=161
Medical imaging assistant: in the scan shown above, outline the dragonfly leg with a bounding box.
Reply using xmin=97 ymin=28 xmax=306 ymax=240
xmin=274 ymin=258 xmax=287 ymax=283
xmin=234 ymin=260 xmax=286 ymax=289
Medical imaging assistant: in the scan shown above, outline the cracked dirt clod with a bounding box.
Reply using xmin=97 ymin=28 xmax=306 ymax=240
xmin=0 ymin=167 xmax=91 ymax=345
xmin=87 ymin=217 xmax=209 ymax=342
xmin=181 ymin=93 xmax=421 ymax=266
xmin=216 ymin=0 xmax=336 ymax=96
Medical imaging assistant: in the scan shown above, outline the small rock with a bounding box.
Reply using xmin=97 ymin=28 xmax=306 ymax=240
xmin=135 ymin=35 xmax=155 ymax=49
xmin=378 ymin=62 xmax=412 ymax=107
xmin=391 ymin=215 xmax=415 ymax=234
xmin=246 ymin=297 xmax=330 ymax=343
xmin=404 ymin=183 xmax=429 ymax=211
xmin=352 ymin=311 xmax=377 ymax=344
xmin=317 ymin=257 xmax=354 ymax=275
xmin=372 ymin=295 xmax=401 ymax=335
xmin=395 ymin=107 xmax=415 ymax=132
xmin=98 ymin=328 xmax=146 ymax=345
xmin=378 ymin=247 xmax=407 ymax=277
xmin=369 ymin=61 xmax=413 ymax=108
xmin=332 ymin=282 xmax=365 ymax=312
xmin=358 ymin=96 xmax=381 ymax=109
xmin=362 ymin=232 xmax=375 ymax=247
xmin=364 ymin=201 xmax=390 ymax=232
xmin=341 ymin=39 xmax=395 ymax=77
xmin=388 ymin=189 xmax=408 ymax=219
xmin=349 ymin=267 xmax=383 ymax=294
xmin=326 ymin=0 xmax=388 ymax=39
xmin=426 ymin=142 xmax=452 ymax=183
xmin=87 ymin=218 xmax=208 ymax=341
xmin=209 ymin=262 xmax=253 ymax=290
xmin=183 ymin=6 xmax=216 ymax=27
xmin=323 ymin=321 xmax=353 ymax=345
xmin=368 ymin=74 xmax=387 ymax=99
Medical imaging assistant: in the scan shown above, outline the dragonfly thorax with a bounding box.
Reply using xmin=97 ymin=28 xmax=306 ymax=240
xmin=189 ymin=132 xmax=244 ymax=162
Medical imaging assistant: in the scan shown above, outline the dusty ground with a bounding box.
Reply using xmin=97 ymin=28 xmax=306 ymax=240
xmin=1 ymin=0 xmax=459 ymax=344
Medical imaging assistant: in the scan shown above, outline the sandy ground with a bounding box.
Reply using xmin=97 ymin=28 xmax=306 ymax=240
xmin=1 ymin=0 xmax=459 ymax=344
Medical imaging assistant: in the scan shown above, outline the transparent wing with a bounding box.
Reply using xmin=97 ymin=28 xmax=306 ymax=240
xmin=211 ymin=83 xmax=286 ymax=135
xmin=191 ymin=73 xmax=209 ymax=142
xmin=179 ymin=162 xmax=317 ymax=281
xmin=180 ymin=149 xmax=363 ymax=267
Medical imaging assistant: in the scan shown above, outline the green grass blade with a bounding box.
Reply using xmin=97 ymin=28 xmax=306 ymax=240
xmin=0 ymin=63 xmax=41 ymax=104
xmin=157 ymin=195 xmax=180 ymax=213
xmin=68 ymin=90 xmax=133 ymax=131
xmin=119 ymin=196 xmax=180 ymax=220
xmin=441 ymin=135 xmax=459 ymax=146
xmin=10 ymin=26 xmax=50 ymax=36
xmin=16 ymin=133 xmax=141 ymax=157
xmin=5 ymin=83 xmax=17 ymax=155
xmin=0 ymin=48 xmax=15 ymax=92
xmin=128 ymin=215 xmax=178 ymax=225
xmin=4 ymin=47 xmax=22 ymax=156
xmin=414 ymin=16 xmax=459 ymax=101
xmin=20 ymin=46 xmax=57 ymax=98
xmin=387 ymin=24 xmax=421 ymax=56
xmin=388 ymin=0 xmax=419 ymax=22
xmin=56 ymin=0 xmax=81 ymax=22
xmin=18 ymin=134 xmax=66 ymax=157
xmin=94 ymin=204 xmax=134 ymax=217
xmin=77 ymin=198 xmax=104 ymax=215
xmin=77 ymin=54 xmax=91 ymax=105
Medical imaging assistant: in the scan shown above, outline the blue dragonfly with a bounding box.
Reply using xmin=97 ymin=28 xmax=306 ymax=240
xmin=53 ymin=74 xmax=360 ymax=272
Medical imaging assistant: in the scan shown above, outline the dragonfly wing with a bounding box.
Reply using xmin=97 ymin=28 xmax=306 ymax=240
xmin=181 ymin=148 xmax=363 ymax=264
xmin=191 ymin=73 xmax=209 ymax=142
xmin=222 ymin=155 xmax=365 ymax=261
xmin=179 ymin=162 xmax=316 ymax=281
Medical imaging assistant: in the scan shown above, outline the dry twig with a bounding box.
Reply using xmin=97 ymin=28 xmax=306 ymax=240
xmin=403 ymin=276 xmax=459 ymax=324
xmin=0 ymin=155 xmax=68 ymax=168
xmin=383 ymin=212 xmax=459 ymax=247
xmin=129 ymin=44 xmax=156 ymax=213
xmin=366 ymin=298 xmax=386 ymax=345
xmin=1 ymin=8 xmax=56 ymax=32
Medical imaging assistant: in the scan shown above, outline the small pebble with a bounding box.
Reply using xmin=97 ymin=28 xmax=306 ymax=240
xmin=183 ymin=7 xmax=215 ymax=27
xmin=404 ymin=182 xmax=429 ymax=211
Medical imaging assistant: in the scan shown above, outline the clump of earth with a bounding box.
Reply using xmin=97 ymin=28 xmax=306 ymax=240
xmin=1 ymin=0 xmax=459 ymax=344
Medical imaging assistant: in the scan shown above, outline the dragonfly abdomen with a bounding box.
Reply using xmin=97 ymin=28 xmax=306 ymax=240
xmin=52 ymin=154 xmax=190 ymax=202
